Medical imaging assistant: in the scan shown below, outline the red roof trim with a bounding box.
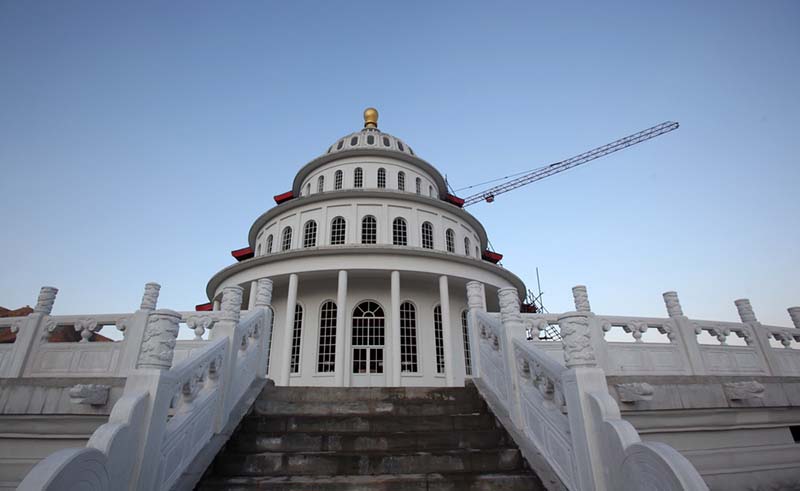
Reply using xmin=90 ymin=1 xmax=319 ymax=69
xmin=231 ymin=247 xmax=254 ymax=261
xmin=482 ymin=250 xmax=503 ymax=264
xmin=195 ymin=302 xmax=213 ymax=311
xmin=445 ymin=194 xmax=465 ymax=207
xmin=274 ymin=191 xmax=294 ymax=204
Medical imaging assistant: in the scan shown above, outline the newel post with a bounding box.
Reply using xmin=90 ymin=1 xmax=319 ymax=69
xmin=497 ymin=287 xmax=526 ymax=430
xmin=574 ymin=286 xmax=610 ymax=371
xmin=125 ymin=306 xmax=182 ymax=491
xmin=662 ymin=291 xmax=707 ymax=376
xmin=789 ymin=307 xmax=800 ymax=330
xmin=117 ymin=283 xmax=161 ymax=375
xmin=3 ymin=287 xmax=58 ymax=378
xmin=466 ymin=281 xmax=486 ymax=378
xmin=735 ymin=299 xmax=779 ymax=376
xmin=254 ymin=278 xmax=274 ymax=378
xmin=559 ymin=285 xmax=611 ymax=491
xmin=211 ymin=286 xmax=244 ymax=429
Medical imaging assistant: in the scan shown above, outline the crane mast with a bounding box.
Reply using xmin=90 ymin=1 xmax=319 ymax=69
xmin=462 ymin=121 xmax=680 ymax=207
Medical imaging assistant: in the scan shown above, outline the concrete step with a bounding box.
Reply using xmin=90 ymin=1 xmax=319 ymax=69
xmin=255 ymin=397 xmax=486 ymax=417
xmin=213 ymin=448 xmax=524 ymax=477
xmin=198 ymin=472 xmax=545 ymax=490
xmin=259 ymin=385 xmax=483 ymax=404
xmin=228 ymin=429 xmax=510 ymax=453
xmin=242 ymin=413 xmax=498 ymax=434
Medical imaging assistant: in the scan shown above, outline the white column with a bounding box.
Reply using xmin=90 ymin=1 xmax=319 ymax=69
xmin=391 ymin=271 xmax=401 ymax=386
xmin=279 ymin=273 xmax=299 ymax=386
xmin=334 ymin=270 xmax=348 ymax=386
xmin=439 ymin=275 xmax=455 ymax=387
xmin=247 ymin=280 xmax=258 ymax=310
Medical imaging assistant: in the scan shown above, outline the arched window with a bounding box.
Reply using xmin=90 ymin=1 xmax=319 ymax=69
xmin=281 ymin=227 xmax=292 ymax=251
xmin=361 ymin=216 xmax=377 ymax=244
xmin=445 ymin=229 xmax=455 ymax=253
xmin=464 ymin=237 xmax=471 ymax=256
xmin=306 ymin=183 xmax=311 ymax=196
xmin=433 ymin=305 xmax=445 ymax=374
xmin=256 ymin=243 xmax=261 ymax=256
xmin=461 ymin=310 xmax=472 ymax=376
xmin=377 ymin=168 xmax=386 ymax=188
xmin=266 ymin=235 xmax=273 ymax=253
xmin=354 ymin=167 xmax=363 ymax=188
xmin=330 ymin=216 xmax=346 ymax=245
xmin=475 ymin=246 xmax=480 ymax=258
xmin=397 ymin=171 xmax=405 ymax=191
xmin=303 ymin=220 xmax=317 ymax=248
xmin=415 ymin=177 xmax=421 ymax=194
xmin=400 ymin=302 xmax=418 ymax=372
xmin=421 ymin=222 xmax=434 ymax=249
xmin=290 ymin=304 xmax=303 ymax=373
xmin=352 ymin=301 xmax=385 ymax=374
xmin=334 ymin=170 xmax=343 ymax=190
xmin=392 ymin=217 xmax=407 ymax=246
xmin=317 ymin=175 xmax=325 ymax=193
xmin=429 ymin=186 xmax=434 ymax=197
xmin=317 ymin=301 xmax=337 ymax=373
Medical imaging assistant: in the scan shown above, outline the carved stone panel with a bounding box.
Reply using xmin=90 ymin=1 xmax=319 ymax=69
xmin=136 ymin=309 xmax=181 ymax=370
xmin=558 ymin=313 xmax=596 ymax=368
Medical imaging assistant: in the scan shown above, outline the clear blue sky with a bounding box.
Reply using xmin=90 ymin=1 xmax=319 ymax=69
xmin=1 ymin=1 xmax=798 ymax=327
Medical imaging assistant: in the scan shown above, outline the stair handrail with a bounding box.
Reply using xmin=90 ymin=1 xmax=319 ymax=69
xmin=17 ymin=279 xmax=275 ymax=491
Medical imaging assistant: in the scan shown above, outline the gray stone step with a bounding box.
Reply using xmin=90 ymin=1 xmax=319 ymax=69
xmin=228 ymin=429 xmax=510 ymax=453
xmin=199 ymin=472 xmax=544 ymax=490
xmin=214 ymin=448 xmax=524 ymax=477
xmin=259 ymin=385 xmax=483 ymax=404
xmin=242 ymin=413 xmax=498 ymax=434
xmin=255 ymin=397 xmax=486 ymax=417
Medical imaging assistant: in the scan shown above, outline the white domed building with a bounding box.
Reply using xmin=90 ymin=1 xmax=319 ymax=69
xmin=204 ymin=108 xmax=526 ymax=388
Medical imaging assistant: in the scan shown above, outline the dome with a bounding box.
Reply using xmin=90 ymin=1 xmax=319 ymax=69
xmin=324 ymin=127 xmax=417 ymax=158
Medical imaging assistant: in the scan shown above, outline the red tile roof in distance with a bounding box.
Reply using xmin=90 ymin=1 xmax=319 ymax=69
xmin=482 ymin=250 xmax=503 ymax=264
xmin=195 ymin=302 xmax=213 ymax=311
xmin=231 ymin=247 xmax=254 ymax=261
xmin=273 ymin=191 xmax=294 ymax=204
xmin=445 ymin=194 xmax=465 ymax=207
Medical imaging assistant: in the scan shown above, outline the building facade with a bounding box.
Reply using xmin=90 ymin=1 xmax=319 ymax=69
xmin=205 ymin=108 xmax=525 ymax=387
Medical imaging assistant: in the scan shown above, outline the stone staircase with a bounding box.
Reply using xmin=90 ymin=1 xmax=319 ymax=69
xmin=198 ymin=382 xmax=544 ymax=490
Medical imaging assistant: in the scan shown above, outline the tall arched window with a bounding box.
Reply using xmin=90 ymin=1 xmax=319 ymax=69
xmin=330 ymin=216 xmax=346 ymax=245
xmin=392 ymin=217 xmax=407 ymax=246
xmin=415 ymin=177 xmax=421 ymax=194
xmin=317 ymin=175 xmax=325 ymax=193
xmin=352 ymin=301 xmax=385 ymax=374
xmin=306 ymin=183 xmax=311 ymax=195
xmin=421 ymin=222 xmax=434 ymax=249
xmin=317 ymin=301 xmax=337 ymax=373
xmin=334 ymin=170 xmax=343 ymax=190
xmin=281 ymin=227 xmax=292 ymax=251
xmin=397 ymin=171 xmax=405 ymax=191
xmin=400 ymin=302 xmax=418 ymax=372
xmin=303 ymin=220 xmax=317 ymax=248
xmin=354 ymin=167 xmax=363 ymax=188
xmin=461 ymin=310 xmax=472 ymax=376
xmin=429 ymin=186 xmax=434 ymax=197
xmin=256 ymin=243 xmax=261 ymax=256
xmin=290 ymin=304 xmax=303 ymax=373
xmin=445 ymin=229 xmax=455 ymax=253
xmin=377 ymin=168 xmax=386 ymax=188
xmin=266 ymin=235 xmax=273 ymax=253
xmin=464 ymin=237 xmax=471 ymax=256
xmin=434 ymin=305 xmax=445 ymax=374
xmin=361 ymin=216 xmax=377 ymax=244
xmin=475 ymin=246 xmax=480 ymax=258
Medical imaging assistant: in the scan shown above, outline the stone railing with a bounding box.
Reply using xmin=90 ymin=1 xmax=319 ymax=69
xmin=467 ymin=281 xmax=709 ymax=491
xmin=517 ymin=290 xmax=800 ymax=378
xmin=17 ymin=278 xmax=275 ymax=491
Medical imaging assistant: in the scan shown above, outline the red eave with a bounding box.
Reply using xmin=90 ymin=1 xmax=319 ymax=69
xmin=231 ymin=247 xmax=254 ymax=261
xmin=195 ymin=302 xmax=213 ymax=311
xmin=482 ymin=250 xmax=503 ymax=264
xmin=274 ymin=191 xmax=294 ymax=204
xmin=445 ymin=194 xmax=465 ymax=208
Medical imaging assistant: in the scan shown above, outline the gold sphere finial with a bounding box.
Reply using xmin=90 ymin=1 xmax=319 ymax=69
xmin=363 ymin=107 xmax=378 ymax=128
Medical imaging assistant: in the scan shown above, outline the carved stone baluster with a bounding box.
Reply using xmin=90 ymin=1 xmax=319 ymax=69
xmin=254 ymin=279 xmax=273 ymax=308
xmin=466 ymin=281 xmax=486 ymax=378
xmin=3 ymin=286 xmax=59 ymax=377
xmin=498 ymin=287 xmax=526 ymax=429
xmin=660 ymin=290 xmax=706 ymax=375
xmin=254 ymin=278 xmax=274 ymax=378
xmin=732 ymin=298 xmax=779 ymax=376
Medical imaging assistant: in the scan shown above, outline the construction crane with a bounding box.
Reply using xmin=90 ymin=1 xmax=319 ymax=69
xmin=462 ymin=121 xmax=679 ymax=207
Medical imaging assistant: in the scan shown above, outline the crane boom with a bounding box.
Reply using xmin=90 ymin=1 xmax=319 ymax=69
xmin=462 ymin=121 xmax=679 ymax=206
